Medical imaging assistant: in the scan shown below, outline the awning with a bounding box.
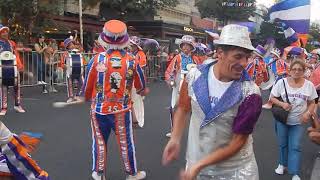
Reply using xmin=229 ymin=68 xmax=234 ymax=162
xmin=43 ymin=15 xmax=103 ymax=33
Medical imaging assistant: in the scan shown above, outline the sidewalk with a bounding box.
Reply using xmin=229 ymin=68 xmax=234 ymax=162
xmin=311 ymin=157 xmax=320 ymax=180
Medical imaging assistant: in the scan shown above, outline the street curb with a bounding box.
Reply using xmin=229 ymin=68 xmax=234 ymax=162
xmin=311 ymin=157 xmax=320 ymax=180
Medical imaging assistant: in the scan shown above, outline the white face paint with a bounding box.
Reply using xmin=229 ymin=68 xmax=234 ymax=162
xmin=110 ymin=72 xmax=122 ymax=93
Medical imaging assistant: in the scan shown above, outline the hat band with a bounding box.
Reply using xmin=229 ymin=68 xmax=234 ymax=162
xmin=100 ymin=32 xmax=129 ymax=45
xmin=0 ymin=27 xmax=9 ymax=33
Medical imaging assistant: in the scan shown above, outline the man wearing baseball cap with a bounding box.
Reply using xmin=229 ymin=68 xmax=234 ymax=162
xmin=162 ymin=24 xmax=262 ymax=179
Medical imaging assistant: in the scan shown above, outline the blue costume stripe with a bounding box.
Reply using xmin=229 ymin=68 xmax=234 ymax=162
xmin=96 ymin=54 xmax=105 ymax=113
xmin=136 ymin=64 xmax=145 ymax=91
xmin=7 ymin=140 xmax=40 ymax=176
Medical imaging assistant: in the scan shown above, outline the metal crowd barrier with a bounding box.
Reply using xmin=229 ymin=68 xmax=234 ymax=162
xmin=145 ymin=55 xmax=168 ymax=81
xmin=17 ymin=51 xmax=168 ymax=90
xmin=18 ymin=51 xmax=96 ymax=88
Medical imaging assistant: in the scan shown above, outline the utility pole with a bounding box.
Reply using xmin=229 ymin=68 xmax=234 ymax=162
xmin=79 ymin=0 xmax=83 ymax=45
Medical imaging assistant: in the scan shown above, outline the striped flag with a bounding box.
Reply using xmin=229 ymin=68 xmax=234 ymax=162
xmin=268 ymin=0 xmax=311 ymax=47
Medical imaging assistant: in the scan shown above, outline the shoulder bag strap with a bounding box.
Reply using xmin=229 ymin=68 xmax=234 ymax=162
xmin=282 ymin=79 xmax=290 ymax=104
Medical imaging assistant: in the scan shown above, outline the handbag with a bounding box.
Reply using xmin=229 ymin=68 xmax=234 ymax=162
xmin=271 ymin=79 xmax=291 ymax=124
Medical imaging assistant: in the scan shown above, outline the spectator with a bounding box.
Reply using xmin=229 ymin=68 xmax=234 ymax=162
xmin=34 ymin=34 xmax=48 ymax=93
xmin=270 ymin=59 xmax=318 ymax=180
xmin=46 ymin=39 xmax=58 ymax=93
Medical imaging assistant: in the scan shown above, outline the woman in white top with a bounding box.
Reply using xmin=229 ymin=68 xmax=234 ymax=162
xmin=270 ymin=59 xmax=318 ymax=180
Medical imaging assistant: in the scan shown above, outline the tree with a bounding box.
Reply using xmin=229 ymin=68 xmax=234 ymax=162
xmin=82 ymin=0 xmax=179 ymax=20
xmin=305 ymin=23 xmax=320 ymax=51
xmin=256 ymin=21 xmax=289 ymax=49
xmin=0 ymin=0 xmax=59 ymax=41
xmin=195 ymin=0 xmax=256 ymax=23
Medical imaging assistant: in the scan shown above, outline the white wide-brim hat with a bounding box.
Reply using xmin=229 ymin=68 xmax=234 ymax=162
xmin=179 ymin=35 xmax=196 ymax=52
xmin=214 ymin=24 xmax=255 ymax=51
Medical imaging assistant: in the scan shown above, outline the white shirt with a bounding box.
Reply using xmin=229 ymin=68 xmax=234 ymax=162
xmin=271 ymin=78 xmax=318 ymax=125
xmin=208 ymin=65 xmax=233 ymax=108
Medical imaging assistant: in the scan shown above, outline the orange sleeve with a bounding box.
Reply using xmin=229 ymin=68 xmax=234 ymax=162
xmin=178 ymin=80 xmax=191 ymax=111
xmin=138 ymin=51 xmax=147 ymax=68
xmin=59 ymin=52 xmax=66 ymax=68
xmin=165 ymin=55 xmax=180 ymax=81
xmin=83 ymin=56 xmax=98 ymax=101
xmin=10 ymin=41 xmax=23 ymax=71
xmin=192 ymin=55 xmax=201 ymax=64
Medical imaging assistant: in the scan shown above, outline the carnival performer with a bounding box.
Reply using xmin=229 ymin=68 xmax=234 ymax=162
xmin=246 ymin=45 xmax=269 ymax=87
xmin=262 ymin=48 xmax=289 ymax=109
xmin=130 ymin=36 xmax=147 ymax=128
xmin=193 ymin=43 xmax=208 ymax=64
xmin=162 ymin=24 xmax=262 ymax=180
xmin=60 ymin=38 xmax=85 ymax=103
xmin=0 ymin=24 xmax=25 ymax=115
xmin=82 ymin=20 xmax=148 ymax=180
xmin=0 ymin=121 xmax=50 ymax=180
xmin=164 ymin=35 xmax=200 ymax=137
xmin=268 ymin=48 xmax=288 ymax=81
xmin=304 ymin=50 xmax=319 ymax=79
xmin=93 ymin=40 xmax=106 ymax=54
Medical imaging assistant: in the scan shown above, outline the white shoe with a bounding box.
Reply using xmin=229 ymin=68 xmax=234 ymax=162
xmin=37 ymin=81 xmax=43 ymax=85
xmin=92 ymin=171 xmax=106 ymax=180
xmin=292 ymin=175 xmax=301 ymax=180
xmin=0 ymin=109 xmax=7 ymax=116
xmin=42 ymin=89 xmax=48 ymax=94
xmin=51 ymin=87 xmax=58 ymax=93
xmin=41 ymin=81 xmax=47 ymax=85
xmin=14 ymin=106 xmax=25 ymax=113
xmin=66 ymin=98 xmax=74 ymax=103
xmin=126 ymin=171 xmax=146 ymax=180
xmin=275 ymin=164 xmax=285 ymax=175
xmin=166 ymin=133 xmax=171 ymax=138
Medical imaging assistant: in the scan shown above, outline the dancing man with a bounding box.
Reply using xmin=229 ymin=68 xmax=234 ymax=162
xmin=162 ymin=24 xmax=262 ymax=180
xmin=0 ymin=24 xmax=25 ymax=115
xmin=82 ymin=20 xmax=148 ymax=180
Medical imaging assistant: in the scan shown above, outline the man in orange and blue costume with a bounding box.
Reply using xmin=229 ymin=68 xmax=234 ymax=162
xmin=0 ymin=24 xmax=25 ymax=115
xmin=82 ymin=20 xmax=148 ymax=180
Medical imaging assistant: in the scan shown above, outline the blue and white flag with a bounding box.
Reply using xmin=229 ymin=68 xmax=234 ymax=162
xmin=268 ymin=0 xmax=311 ymax=34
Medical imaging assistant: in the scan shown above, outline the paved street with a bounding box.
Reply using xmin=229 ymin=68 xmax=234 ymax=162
xmin=2 ymin=82 xmax=319 ymax=180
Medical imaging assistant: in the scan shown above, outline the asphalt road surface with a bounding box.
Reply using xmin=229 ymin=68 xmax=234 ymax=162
xmin=2 ymin=82 xmax=319 ymax=180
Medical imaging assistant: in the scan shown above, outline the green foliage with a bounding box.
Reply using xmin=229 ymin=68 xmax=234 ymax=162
xmin=305 ymin=23 xmax=320 ymax=51
xmin=82 ymin=0 xmax=179 ymax=20
xmin=256 ymin=21 xmax=289 ymax=49
xmin=195 ymin=0 xmax=256 ymax=22
xmin=0 ymin=0 xmax=59 ymax=41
